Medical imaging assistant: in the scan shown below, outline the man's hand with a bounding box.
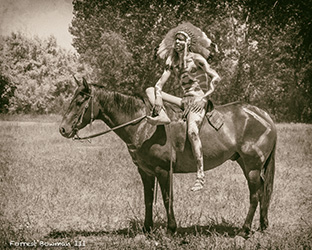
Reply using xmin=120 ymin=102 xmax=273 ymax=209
xmin=191 ymin=98 xmax=207 ymax=113
xmin=153 ymin=97 xmax=163 ymax=116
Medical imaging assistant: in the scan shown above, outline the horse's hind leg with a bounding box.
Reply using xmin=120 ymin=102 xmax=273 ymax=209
xmin=138 ymin=167 xmax=155 ymax=233
xmin=155 ymin=166 xmax=177 ymax=234
xmin=237 ymin=157 xmax=262 ymax=237
xmin=239 ymin=105 xmax=277 ymax=234
xmin=259 ymin=144 xmax=276 ymax=231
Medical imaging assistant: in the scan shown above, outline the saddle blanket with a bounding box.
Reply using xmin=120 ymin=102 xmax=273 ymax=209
xmin=206 ymin=109 xmax=224 ymax=131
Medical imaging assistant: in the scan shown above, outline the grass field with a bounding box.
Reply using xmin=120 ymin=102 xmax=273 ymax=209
xmin=0 ymin=115 xmax=311 ymax=249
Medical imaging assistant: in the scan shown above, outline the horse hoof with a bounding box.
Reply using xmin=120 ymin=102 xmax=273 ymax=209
xmin=142 ymin=225 xmax=153 ymax=234
xmin=166 ymin=226 xmax=177 ymax=236
xmin=257 ymin=225 xmax=268 ymax=233
xmin=166 ymin=229 xmax=175 ymax=237
xmin=236 ymin=228 xmax=250 ymax=239
xmin=260 ymin=223 xmax=268 ymax=232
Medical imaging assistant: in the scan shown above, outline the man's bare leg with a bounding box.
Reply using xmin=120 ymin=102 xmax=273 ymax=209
xmin=145 ymin=87 xmax=182 ymax=125
xmin=187 ymin=111 xmax=205 ymax=191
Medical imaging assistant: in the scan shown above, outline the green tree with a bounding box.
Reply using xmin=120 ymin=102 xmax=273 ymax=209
xmin=243 ymin=0 xmax=312 ymax=121
xmin=70 ymin=0 xmax=311 ymax=122
xmin=0 ymin=32 xmax=86 ymax=113
xmin=70 ymin=0 xmax=231 ymax=95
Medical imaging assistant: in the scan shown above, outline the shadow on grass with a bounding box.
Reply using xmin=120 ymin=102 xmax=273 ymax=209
xmin=177 ymin=222 xmax=240 ymax=237
xmin=46 ymin=219 xmax=240 ymax=239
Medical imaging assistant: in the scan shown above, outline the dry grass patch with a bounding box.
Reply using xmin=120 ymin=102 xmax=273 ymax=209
xmin=0 ymin=117 xmax=311 ymax=249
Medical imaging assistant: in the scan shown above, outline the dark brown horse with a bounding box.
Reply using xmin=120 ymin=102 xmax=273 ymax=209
xmin=59 ymin=78 xmax=277 ymax=238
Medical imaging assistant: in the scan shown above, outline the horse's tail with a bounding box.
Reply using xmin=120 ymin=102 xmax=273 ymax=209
xmin=260 ymin=139 xmax=276 ymax=229
xmin=263 ymin=141 xmax=276 ymax=204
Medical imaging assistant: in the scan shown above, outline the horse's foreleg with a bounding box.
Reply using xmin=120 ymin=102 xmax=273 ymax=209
xmin=138 ymin=167 xmax=155 ymax=233
xmin=155 ymin=166 xmax=177 ymax=234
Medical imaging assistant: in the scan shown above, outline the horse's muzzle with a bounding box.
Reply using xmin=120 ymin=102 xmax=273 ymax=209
xmin=59 ymin=126 xmax=76 ymax=138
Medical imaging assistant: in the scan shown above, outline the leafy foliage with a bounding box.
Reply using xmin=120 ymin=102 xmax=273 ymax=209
xmin=70 ymin=0 xmax=312 ymax=122
xmin=0 ymin=1 xmax=311 ymax=122
xmin=0 ymin=33 xmax=87 ymax=113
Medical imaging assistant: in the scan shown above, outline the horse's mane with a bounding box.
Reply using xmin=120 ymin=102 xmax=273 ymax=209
xmin=90 ymin=84 xmax=185 ymax=119
xmin=92 ymin=84 xmax=146 ymax=116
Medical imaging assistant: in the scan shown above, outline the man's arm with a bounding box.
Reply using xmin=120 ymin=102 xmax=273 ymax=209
xmin=195 ymin=54 xmax=221 ymax=99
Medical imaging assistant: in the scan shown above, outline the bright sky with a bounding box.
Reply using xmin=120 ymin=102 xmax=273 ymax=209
xmin=0 ymin=0 xmax=74 ymax=51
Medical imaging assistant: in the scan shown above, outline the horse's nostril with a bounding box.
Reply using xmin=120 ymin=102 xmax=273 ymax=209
xmin=60 ymin=127 xmax=66 ymax=135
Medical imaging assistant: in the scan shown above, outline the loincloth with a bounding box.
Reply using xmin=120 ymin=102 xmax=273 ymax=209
xmin=181 ymin=96 xmax=208 ymax=120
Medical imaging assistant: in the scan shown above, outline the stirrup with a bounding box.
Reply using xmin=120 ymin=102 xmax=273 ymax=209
xmin=190 ymin=178 xmax=204 ymax=192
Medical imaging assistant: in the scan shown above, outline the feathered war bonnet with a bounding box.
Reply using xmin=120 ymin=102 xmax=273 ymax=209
xmin=157 ymin=22 xmax=212 ymax=63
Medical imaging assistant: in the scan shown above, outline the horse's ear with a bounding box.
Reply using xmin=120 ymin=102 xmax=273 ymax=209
xmin=73 ymin=75 xmax=80 ymax=86
xmin=82 ymin=77 xmax=90 ymax=93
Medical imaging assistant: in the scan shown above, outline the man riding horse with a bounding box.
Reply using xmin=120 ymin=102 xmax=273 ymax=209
xmin=146 ymin=22 xmax=221 ymax=191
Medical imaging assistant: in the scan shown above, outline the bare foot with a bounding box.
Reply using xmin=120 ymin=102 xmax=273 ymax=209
xmin=190 ymin=178 xmax=204 ymax=191
xmin=146 ymin=114 xmax=170 ymax=125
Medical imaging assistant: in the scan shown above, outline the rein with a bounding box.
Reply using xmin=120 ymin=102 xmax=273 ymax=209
xmin=73 ymin=115 xmax=147 ymax=141
xmin=73 ymin=86 xmax=146 ymax=141
xmin=72 ymin=84 xmax=173 ymax=208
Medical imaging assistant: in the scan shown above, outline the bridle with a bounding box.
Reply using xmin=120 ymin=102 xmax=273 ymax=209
xmin=72 ymin=87 xmax=94 ymax=139
xmin=72 ymin=86 xmax=147 ymax=142
xmin=69 ymin=84 xmax=170 ymax=207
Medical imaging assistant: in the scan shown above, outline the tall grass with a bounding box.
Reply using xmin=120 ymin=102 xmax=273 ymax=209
xmin=0 ymin=117 xmax=311 ymax=249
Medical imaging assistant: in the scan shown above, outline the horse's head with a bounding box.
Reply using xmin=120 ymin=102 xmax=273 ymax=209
xmin=59 ymin=77 xmax=97 ymax=138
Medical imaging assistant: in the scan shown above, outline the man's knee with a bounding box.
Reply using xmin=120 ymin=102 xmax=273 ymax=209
xmin=145 ymin=87 xmax=154 ymax=96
